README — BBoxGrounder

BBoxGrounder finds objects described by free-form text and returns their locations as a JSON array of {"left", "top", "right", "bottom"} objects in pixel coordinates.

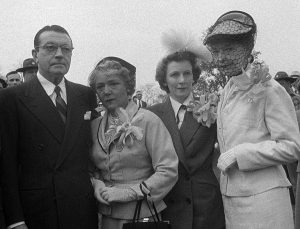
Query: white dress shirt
[
  {"left": 37, "top": 72, "right": 67, "bottom": 105},
  {"left": 169, "top": 93, "right": 193, "bottom": 129}
]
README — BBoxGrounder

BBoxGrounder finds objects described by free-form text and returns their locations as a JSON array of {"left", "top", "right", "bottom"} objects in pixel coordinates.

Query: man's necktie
[
  {"left": 176, "top": 104, "right": 186, "bottom": 128},
  {"left": 54, "top": 86, "right": 67, "bottom": 124}
]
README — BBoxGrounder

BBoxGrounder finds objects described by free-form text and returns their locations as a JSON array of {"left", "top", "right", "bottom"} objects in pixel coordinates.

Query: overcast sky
[{"left": 1, "top": 0, "right": 300, "bottom": 87}]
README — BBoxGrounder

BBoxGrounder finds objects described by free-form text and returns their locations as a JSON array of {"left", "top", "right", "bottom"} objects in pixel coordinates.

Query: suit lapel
[
  {"left": 159, "top": 98, "right": 190, "bottom": 172},
  {"left": 179, "top": 110, "right": 202, "bottom": 147},
  {"left": 55, "top": 81, "right": 88, "bottom": 168},
  {"left": 19, "top": 77, "right": 65, "bottom": 143}
]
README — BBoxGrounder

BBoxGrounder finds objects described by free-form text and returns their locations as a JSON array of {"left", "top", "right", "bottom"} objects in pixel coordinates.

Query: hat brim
[
  {"left": 205, "top": 20, "right": 252, "bottom": 44},
  {"left": 275, "top": 77, "right": 296, "bottom": 83},
  {"left": 16, "top": 66, "right": 38, "bottom": 72}
]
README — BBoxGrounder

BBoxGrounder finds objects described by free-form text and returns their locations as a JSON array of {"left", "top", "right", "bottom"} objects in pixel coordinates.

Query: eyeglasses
[
  {"left": 36, "top": 43, "right": 74, "bottom": 55},
  {"left": 216, "top": 11, "right": 255, "bottom": 28}
]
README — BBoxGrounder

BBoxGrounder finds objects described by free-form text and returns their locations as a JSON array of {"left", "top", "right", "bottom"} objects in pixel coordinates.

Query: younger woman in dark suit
[{"left": 148, "top": 31, "right": 225, "bottom": 229}]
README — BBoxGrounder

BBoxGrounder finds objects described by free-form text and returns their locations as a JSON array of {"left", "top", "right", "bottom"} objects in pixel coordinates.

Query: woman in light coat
[
  {"left": 88, "top": 57, "right": 178, "bottom": 229},
  {"left": 204, "top": 11, "right": 300, "bottom": 228}
]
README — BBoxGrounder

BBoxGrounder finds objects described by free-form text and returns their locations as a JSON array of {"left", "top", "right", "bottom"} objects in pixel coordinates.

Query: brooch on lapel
[{"left": 243, "top": 60, "right": 271, "bottom": 103}]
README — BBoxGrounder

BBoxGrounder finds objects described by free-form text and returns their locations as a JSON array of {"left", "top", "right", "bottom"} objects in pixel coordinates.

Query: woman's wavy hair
[
  {"left": 155, "top": 51, "right": 201, "bottom": 93},
  {"left": 88, "top": 60, "right": 135, "bottom": 96}
]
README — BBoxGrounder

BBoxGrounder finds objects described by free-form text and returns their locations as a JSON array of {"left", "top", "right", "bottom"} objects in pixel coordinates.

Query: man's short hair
[
  {"left": 6, "top": 71, "right": 20, "bottom": 78},
  {"left": 34, "top": 25, "right": 72, "bottom": 48}
]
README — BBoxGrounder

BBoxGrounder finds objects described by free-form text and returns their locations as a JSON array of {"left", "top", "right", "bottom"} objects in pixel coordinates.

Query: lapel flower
[
  {"left": 115, "top": 108, "right": 144, "bottom": 150},
  {"left": 84, "top": 106, "right": 104, "bottom": 120},
  {"left": 187, "top": 92, "right": 219, "bottom": 128},
  {"left": 243, "top": 61, "right": 272, "bottom": 103}
]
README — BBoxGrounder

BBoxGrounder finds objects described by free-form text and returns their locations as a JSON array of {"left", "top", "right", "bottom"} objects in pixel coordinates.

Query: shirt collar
[
  {"left": 37, "top": 71, "right": 66, "bottom": 97},
  {"left": 169, "top": 93, "right": 193, "bottom": 116}
]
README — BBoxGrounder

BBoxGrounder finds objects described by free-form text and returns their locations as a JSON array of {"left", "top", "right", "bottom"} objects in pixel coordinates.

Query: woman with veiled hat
[
  {"left": 148, "top": 30, "right": 225, "bottom": 229},
  {"left": 204, "top": 10, "right": 300, "bottom": 228},
  {"left": 88, "top": 56, "right": 178, "bottom": 229}
]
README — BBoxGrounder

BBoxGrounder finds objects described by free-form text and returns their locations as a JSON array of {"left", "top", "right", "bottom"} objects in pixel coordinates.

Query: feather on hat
[{"left": 161, "top": 29, "right": 212, "bottom": 63}]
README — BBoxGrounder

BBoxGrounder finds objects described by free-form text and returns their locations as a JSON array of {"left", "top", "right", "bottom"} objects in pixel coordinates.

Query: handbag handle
[
  {"left": 132, "top": 199, "right": 143, "bottom": 223},
  {"left": 139, "top": 182, "right": 161, "bottom": 222}
]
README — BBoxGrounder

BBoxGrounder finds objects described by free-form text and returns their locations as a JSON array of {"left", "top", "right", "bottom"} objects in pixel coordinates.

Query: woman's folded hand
[
  {"left": 100, "top": 187, "right": 137, "bottom": 203},
  {"left": 92, "top": 178, "right": 110, "bottom": 205},
  {"left": 217, "top": 148, "right": 237, "bottom": 174}
]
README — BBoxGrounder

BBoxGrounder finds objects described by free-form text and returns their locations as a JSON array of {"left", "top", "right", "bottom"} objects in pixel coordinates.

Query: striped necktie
[
  {"left": 54, "top": 86, "right": 67, "bottom": 124},
  {"left": 176, "top": 104, "right": 186, "bottom": 128}
]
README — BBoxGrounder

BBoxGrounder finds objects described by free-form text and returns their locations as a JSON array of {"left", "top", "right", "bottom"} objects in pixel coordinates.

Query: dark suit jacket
[
  {"left": 0, "top": 123, "right": 5, "bottom": 229},
  {"left": 148, "top": 97, "right": 225, "bottom": 229},
  {"left": 0, "top": 77, "right": 98, "bottom": 229}
]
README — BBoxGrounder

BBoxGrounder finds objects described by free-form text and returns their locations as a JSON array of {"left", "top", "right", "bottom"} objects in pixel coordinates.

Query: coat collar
[
  {"left": 55, "top": 80, "right": 89, "bottom": 168},
  {"left": 158, "top": 97, "right": 190, "bottom": 172},
  {"left": 20, "top": 77, "right": 65, "bottom": 143}
]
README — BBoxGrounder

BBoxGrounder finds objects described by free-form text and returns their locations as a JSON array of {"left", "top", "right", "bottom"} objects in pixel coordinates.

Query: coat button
[
  {"left": 185, "top": 175, "right": 190, "bottom": 181},
  {"left": 38, "top": 144, "right": 44, "bottom": 151},
  {"left": 186, "top": 198, "right": 191, "bottom": 204}
]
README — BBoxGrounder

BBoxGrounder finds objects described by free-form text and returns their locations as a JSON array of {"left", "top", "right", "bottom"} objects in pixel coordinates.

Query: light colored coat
[
  {"left": 218, "top": 74, "right": 300, "bottom": 196},
  {"left": 90, "top": 101, "right": 178, "bottom": 219},
  {"left": 295, "top": 110, "right": 300, "bottom": 229}
]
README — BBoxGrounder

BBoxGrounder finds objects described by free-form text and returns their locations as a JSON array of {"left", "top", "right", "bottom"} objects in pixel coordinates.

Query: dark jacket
[
  {"left": 0, "top": 77, "right": 98, "bottom": 229},
  {"left": 148, "top": 97, "right": 225, "bottom": 229}
]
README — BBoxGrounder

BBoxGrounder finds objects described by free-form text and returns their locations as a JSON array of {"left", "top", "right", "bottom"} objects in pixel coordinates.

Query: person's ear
[
  {"left": 248, "top": 54, "right": 254, "bottom": 63},
  {"left": 32, "top": 49, "right": 38, "bottom": 64}
]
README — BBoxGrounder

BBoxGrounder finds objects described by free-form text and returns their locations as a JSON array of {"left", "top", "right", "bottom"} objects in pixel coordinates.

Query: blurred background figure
[
  {"left": 135, "top": 90, "right": 147, "bottom": 108},
  {"left": 16, "top": 58, "right": 38, "bottom": 82},
  {"left": 274, "top": 71, "right": 300, "bottom": 110},
  {"left": 291, "top": 71, "right": 300, "bottom": 94},
  {"left": 6, "top": 71, "right": 22, "bottom": 87},
  {"left": 0, "top": 78, "right": 7, "bottom": 89}
]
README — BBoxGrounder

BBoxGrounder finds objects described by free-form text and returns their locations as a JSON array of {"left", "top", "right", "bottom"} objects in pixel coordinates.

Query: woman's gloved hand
[
  {"left": 91, "top": 178, "right": 109, "bottom": 205},
  {"left": 100, "top": 186, "right": 137, "bottom": 203}
]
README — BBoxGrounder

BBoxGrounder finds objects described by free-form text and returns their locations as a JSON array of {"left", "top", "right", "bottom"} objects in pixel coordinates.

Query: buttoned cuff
[{"left": 217, "top": 149, "right": 237, "bottom": 173}]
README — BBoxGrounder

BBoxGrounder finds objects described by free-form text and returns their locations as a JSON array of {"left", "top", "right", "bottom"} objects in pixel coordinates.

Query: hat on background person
[
  {"left": 290, "top": 71, "right": 300, "bottom": 80},
  {"left": 274, "top": 71, "right": 296, "bottom": 83},
  {"left": 16, "top": 58, "right": 38, "bottom": 72}
]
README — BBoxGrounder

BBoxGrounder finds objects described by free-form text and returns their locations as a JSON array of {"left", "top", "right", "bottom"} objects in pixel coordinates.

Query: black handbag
[{"left": 122, "top": 182, "right": 171, "bottom": 229}]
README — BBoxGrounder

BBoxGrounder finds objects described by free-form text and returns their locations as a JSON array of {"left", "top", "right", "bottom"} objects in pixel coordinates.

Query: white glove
[
  {"left": 100, "top": 187, "right": 137, "bottom": 203},
  {"left": 91, "top": 178, "right": 109, "bottom": 205},
  {"left": 217, "top": 148, "right": 237, "bottom": 174}
]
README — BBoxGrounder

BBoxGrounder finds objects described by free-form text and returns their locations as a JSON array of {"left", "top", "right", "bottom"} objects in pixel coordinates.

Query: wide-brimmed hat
[
  {"left": 16, "top": 58, "right": 38, "bottom": 72},
  {"left": 96, "top": 56, "right": 136, "bottom": 76},
  {"left": 274, "top": 71, "right": 296, "bottom": 83},
  {"left": 290, "top": 71, "right": 300, "bottom": 79},
  {"left": 204, "top": 10, "right": 256, "bottom": 45}
]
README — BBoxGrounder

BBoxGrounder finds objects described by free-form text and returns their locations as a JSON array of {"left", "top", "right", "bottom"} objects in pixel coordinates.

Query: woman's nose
[
  {"left": 178, "top": 74, "right": 185, "bottom": 82},
  {"left": 103, "top": 85, "right": 111, "bottom": 94}
]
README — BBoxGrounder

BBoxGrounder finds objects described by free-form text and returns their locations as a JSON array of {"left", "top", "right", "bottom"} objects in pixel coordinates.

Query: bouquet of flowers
[{"left": 187, "top": 91, "right": 219, "bottom": 128}]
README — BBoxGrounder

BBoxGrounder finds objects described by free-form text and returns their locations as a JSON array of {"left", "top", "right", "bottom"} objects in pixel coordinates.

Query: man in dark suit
[
  {"left": 0, "top": 25, "right": 98, "bottom": 229},
  {"left": 135, "top": 90, "right": 147, "bottom": 108}
]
